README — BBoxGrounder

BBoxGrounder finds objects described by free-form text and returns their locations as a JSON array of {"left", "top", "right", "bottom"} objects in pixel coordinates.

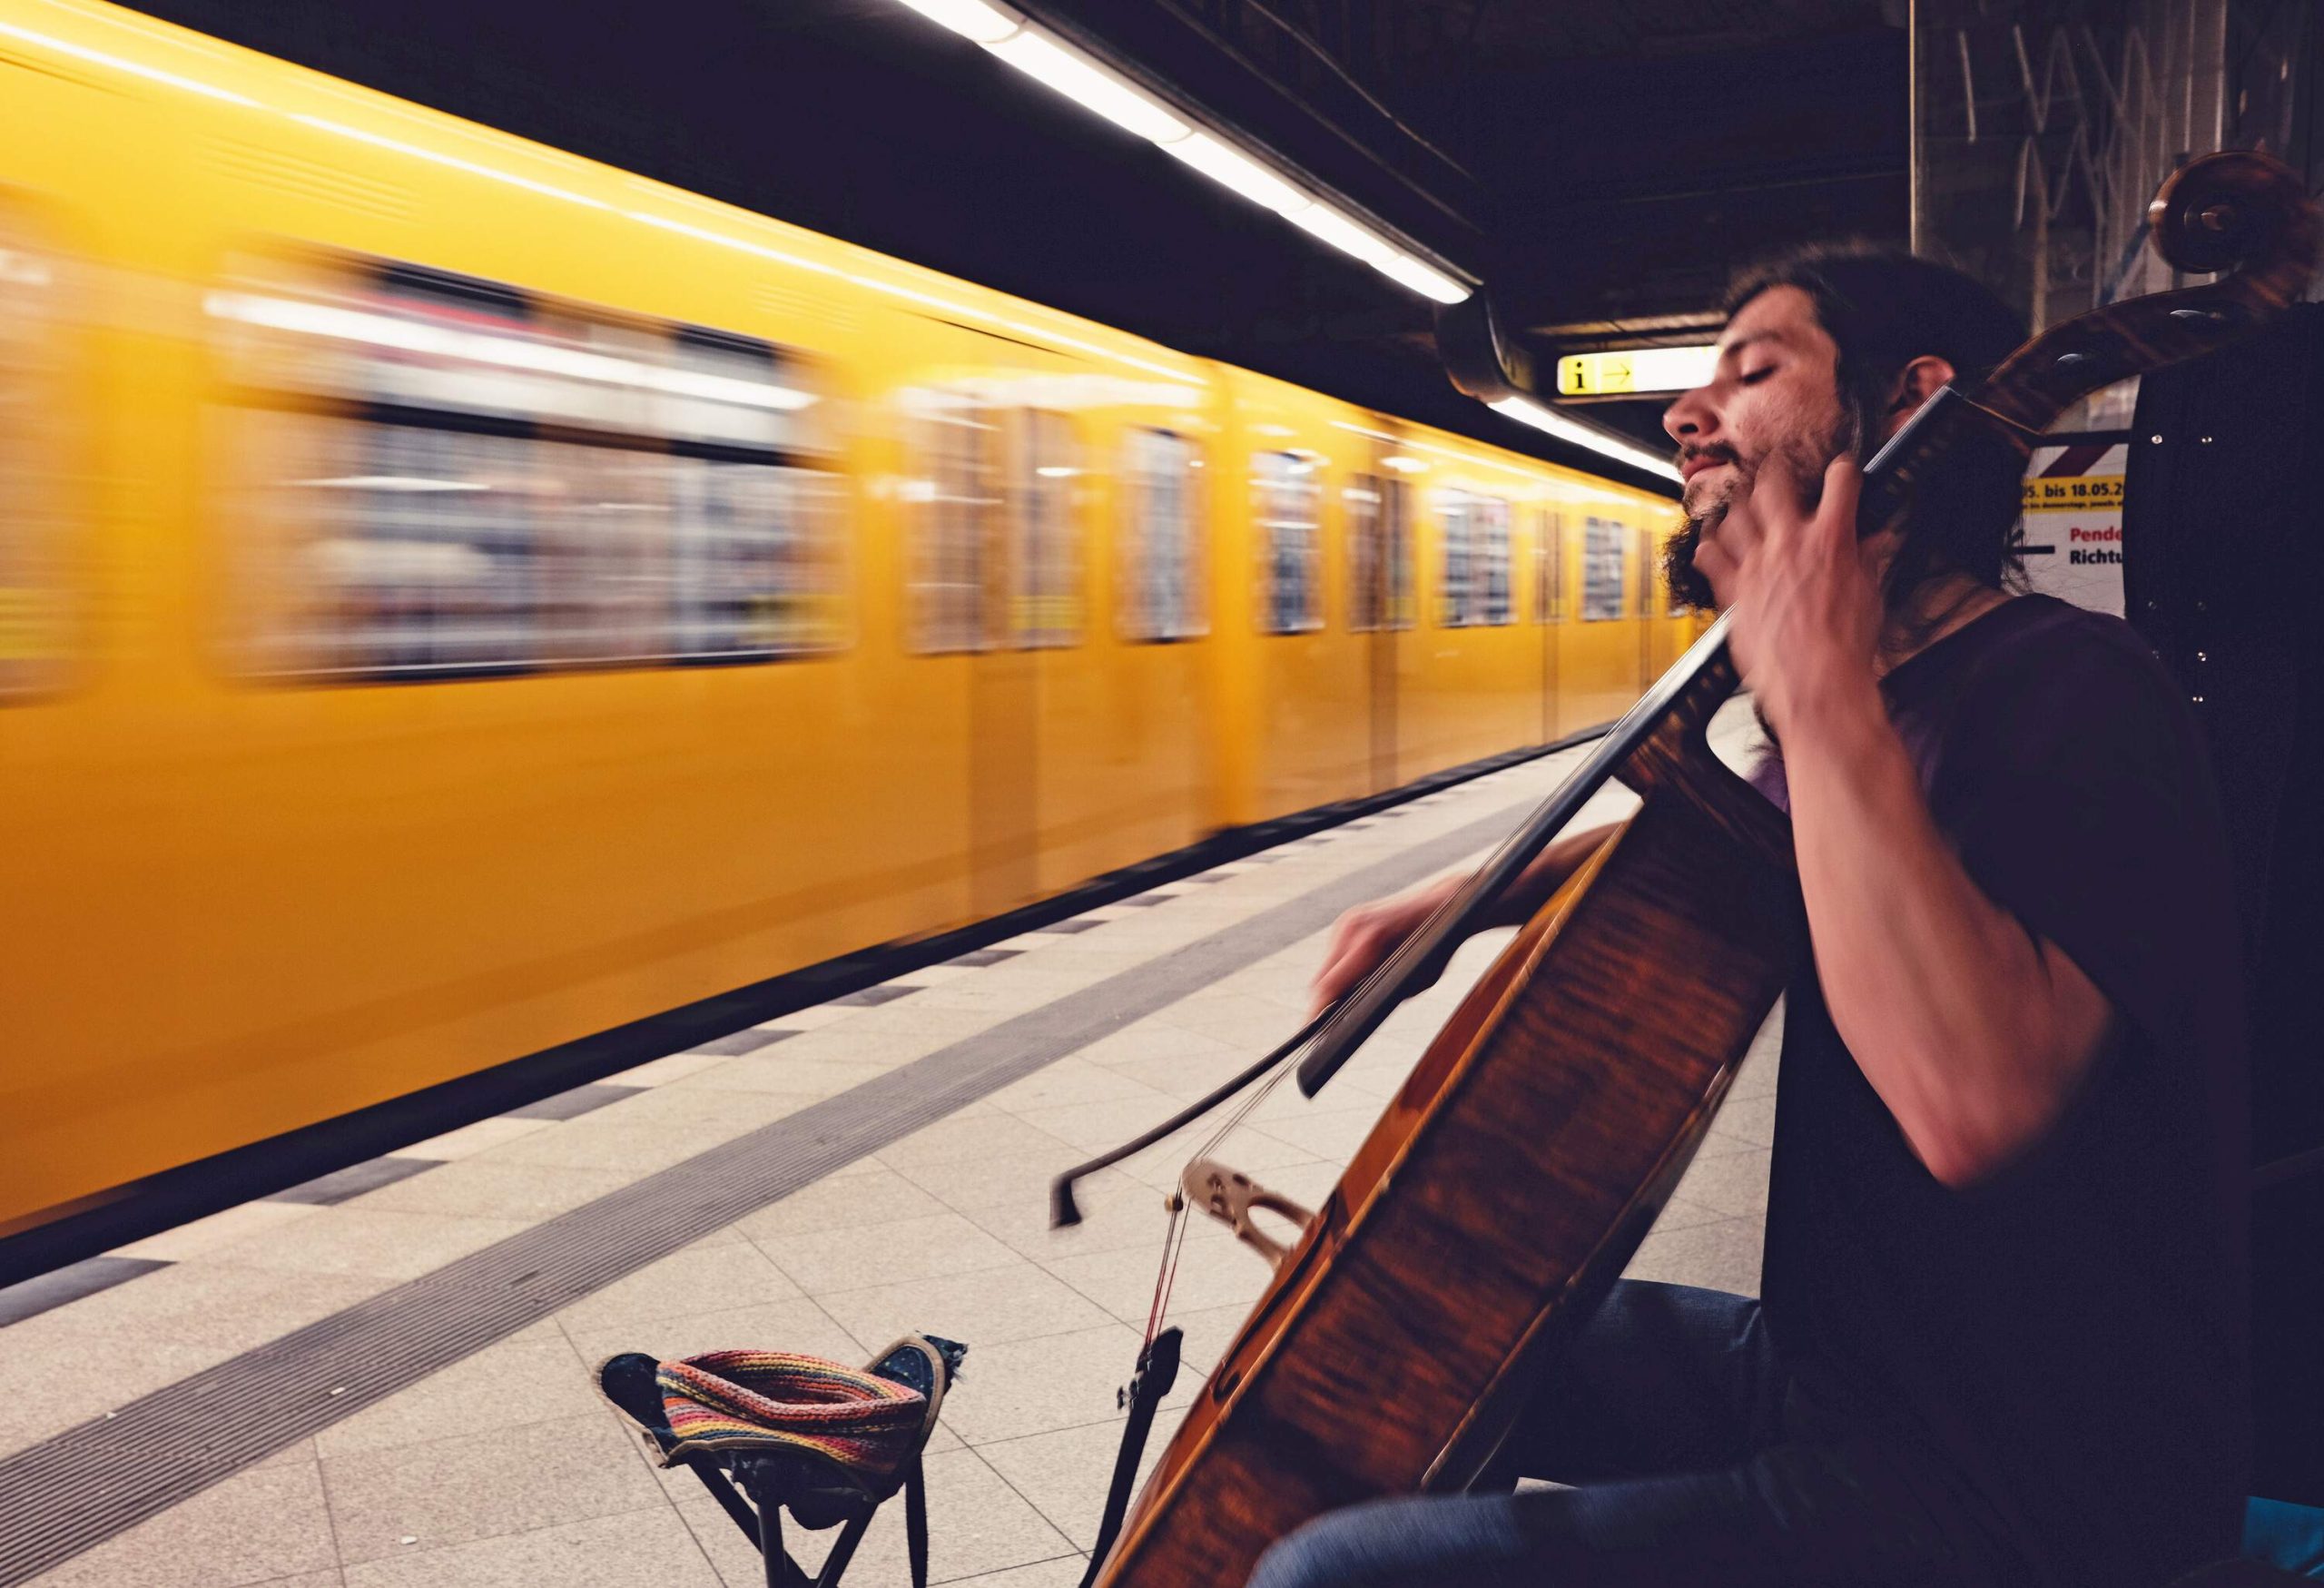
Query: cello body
[{"left": 1098, "top": 651, "right": 1798, "bottom": 1588}]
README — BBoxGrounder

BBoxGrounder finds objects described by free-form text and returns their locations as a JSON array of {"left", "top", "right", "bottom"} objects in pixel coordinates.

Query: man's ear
[{"left": 1883, "top": 356, "right": 1957, "bottom": 434}]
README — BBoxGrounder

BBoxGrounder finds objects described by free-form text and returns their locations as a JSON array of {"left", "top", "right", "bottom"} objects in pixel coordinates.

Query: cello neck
[
  {"left": 1293, "top": 389, "right": 1965, "bottom": 1100},
  {"left": 1295, "top": 611, "right": 1741, "bottom": 1097}
]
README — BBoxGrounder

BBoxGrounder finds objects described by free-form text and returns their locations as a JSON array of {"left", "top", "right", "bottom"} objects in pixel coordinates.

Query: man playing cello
[{"left": 1269, "top": 248, "right": 2250, "bottom": 1586}]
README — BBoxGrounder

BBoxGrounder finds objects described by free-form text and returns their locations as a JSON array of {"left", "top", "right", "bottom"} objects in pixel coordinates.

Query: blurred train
[{"left": 0, "top": 0, "right": 1689, "bottom": 1242}]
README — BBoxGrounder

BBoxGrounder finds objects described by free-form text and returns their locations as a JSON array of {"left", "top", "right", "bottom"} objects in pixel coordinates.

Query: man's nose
[{"left": 1663, "top": 383, "right": 1715, "bottom": 446}]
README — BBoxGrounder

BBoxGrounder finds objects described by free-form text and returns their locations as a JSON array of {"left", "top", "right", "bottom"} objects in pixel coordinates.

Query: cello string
[
  {"left": 1143, "top": 1201, "right": 1191, "bottom": 1346},
  {"left": 1144, "top": 1041, "right": 1303, "bottom": 1338},
  {"left": 1142, "top": 888, "right": 1463, "bottom": 1335}
]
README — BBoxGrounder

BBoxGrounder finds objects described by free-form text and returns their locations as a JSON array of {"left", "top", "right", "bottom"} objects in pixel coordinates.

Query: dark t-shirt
[{"left": 1751, "top": 595, "right": 2250, "bottom": 1587}]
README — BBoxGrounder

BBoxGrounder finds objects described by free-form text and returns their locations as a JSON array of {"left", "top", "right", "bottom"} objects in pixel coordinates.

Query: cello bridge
[{"left": 1179, "top": 1158, "right": 1315, "bottom": 1271}]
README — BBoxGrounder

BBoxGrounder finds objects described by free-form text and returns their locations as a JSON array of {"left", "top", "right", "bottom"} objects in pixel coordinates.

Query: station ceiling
[{"left": 127, "top": 0, "right": 1909, "bottom": 486}]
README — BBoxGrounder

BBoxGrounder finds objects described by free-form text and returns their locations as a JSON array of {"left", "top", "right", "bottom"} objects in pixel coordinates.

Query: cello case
[{"left": 2126, "top": 308, "right": 2324, "bottom": 1507}]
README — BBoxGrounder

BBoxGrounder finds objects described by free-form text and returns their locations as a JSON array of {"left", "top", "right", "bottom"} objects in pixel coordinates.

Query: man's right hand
[
  {"left": 1306, "top": 821, "right": 1620, "bottom": 1019},
  {"left": 1309, "top": 873, "right": 1464, "bottom": 1017}
]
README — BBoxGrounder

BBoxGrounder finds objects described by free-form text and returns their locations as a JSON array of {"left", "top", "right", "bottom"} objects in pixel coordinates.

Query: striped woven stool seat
[
  {"left": 657, "top": 1348, "right": 932, "bottom": 1484},
  {"left": 599, "top": 1333, "right": 965, "bottom": 1588}
]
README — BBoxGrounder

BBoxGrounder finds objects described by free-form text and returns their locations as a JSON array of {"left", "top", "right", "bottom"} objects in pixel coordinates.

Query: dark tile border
[
  {"left": 686, "top": 1030, "right": 790, "bottom": 1057},
  {"left": 0, "top": 1257, "right": 171, "bottom": 1329},
  {"left": 267, "top": 1158, "right": 440, "bottom": 1206},
  {"left": 830, "top": 985, "right": 914, "bottom": 1008},
  {"left": 946, "top": 949, "right": 1022, "bottom": 968},
  {"left": 502, "top": 1084, "right": 644, "bottom": 1122}
]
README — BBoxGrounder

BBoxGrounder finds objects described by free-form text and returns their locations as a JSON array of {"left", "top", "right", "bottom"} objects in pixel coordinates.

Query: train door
[
  {"left": 1640, "top": 523, "right": 1689, "bottom": 677},
  {"left": 1637, "top": 525, "right": 1658, "bottom": 683},
  {"left": 905, "top": 383, "right": 1036, "bottom": 918},
  {"left": 1346, "top": 466, "right": 1406, "bottom": 794},
  {"left": 1535, "top": 505, "right": 1561, "bottom": 744},
  {"left": 960, "top": 407, "right": 1082, "bottom": 915},
  {"left": 1556, "top": 510, "right": 1639, "bottom": 732},
  {"left": 1096, "top": 422, "right": 1210, "bottom": 878}
]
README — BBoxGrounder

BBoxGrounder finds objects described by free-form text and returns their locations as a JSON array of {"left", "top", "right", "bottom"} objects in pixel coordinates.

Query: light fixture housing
[{"left": 883, "top": 0, "right": 1472, "bottom": 308}]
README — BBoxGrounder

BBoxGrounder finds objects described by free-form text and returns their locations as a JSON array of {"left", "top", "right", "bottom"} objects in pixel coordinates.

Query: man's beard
[{"left": 1663, "top": 411, "right": 1861, "bottom": 615}]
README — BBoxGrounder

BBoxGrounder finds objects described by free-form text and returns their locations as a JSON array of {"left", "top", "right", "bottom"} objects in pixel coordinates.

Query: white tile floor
[{"left": 4, "top": 704, "right": 1782, "bottom": 1588}]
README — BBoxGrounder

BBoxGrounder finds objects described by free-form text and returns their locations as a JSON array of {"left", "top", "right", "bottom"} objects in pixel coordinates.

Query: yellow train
[{"left": 0, "top": 0, "right": 1688, "bottom": 1244}]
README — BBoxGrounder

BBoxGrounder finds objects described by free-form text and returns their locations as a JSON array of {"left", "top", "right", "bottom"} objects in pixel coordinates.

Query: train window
[
  {"left": 1439, "top": 491, "right": 1512, "bottom": 627},
  {"left": 908, "top": 393, "right": 1000, "bottom": 654},
  {"left": 1011, "top": 409, "right": 1079, "bottom": 648},
  {"left": 1254, "top": 449, "right": 1322, "bottom": 634},
  {"left": 674, "top": 459, "right": 846, "bottom": 660},
  {"left": 1581, "top": 516, "right": 1629, "bottom": 620},
  {"left": 1120, "top": 427, "right": 1205, "bottom": 642},
  {"left": 0, "top": 217, "right": 68, "bottom": 700},
  {"left": 1532, "top": 508, "right": 1561, "bottom": 624},
  {"left": 212, "top": 251, "right": 843, "bottom": 680}
]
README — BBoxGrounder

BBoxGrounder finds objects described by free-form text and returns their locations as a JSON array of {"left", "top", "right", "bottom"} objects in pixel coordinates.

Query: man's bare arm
[{"left": 1782, "top": 685, "right": 2114, "bottom": 1188}]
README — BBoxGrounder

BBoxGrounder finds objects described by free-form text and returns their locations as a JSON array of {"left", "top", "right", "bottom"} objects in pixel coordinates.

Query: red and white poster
[{"left": 2019, "top": 440, "right": 2127, "bottom": 616}]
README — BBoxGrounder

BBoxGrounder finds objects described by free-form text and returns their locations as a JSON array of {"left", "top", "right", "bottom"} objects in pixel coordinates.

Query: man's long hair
[{"left": 1665, "top": 245, "right": 2031, "bottom": 621}]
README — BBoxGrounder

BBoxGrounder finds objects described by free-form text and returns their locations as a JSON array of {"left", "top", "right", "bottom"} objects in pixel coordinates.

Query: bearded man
[{"left": 1265, "top": 248, "right": 2250, "bottom": 1587}]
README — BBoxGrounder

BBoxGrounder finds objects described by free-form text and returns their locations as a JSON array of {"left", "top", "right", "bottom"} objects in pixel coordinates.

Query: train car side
[{"left": 0, "top": 0, "right": 1679, "bottom": 1242}]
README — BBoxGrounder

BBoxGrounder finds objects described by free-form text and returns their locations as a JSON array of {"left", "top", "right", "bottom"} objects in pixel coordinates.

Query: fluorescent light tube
[
  {"left": 1161, "top": 133, "right": 1307, "bottom": 214},
  {"left": 1371, "top": 250, "right": 1469, "bottom": 305},
  {"left": 1489, "top": 396, "right": 1680, "bottom": 480},
  {"left": 1283, "top": 200, "right": 1395, "bottom": 265},
  {"left": 983, "top": 32, "right": 1190, "bottom": 143},
  {"left": 885, "top": 0, "right": 1475, "bottom": 307},
  {"left": 892, "top": 0, "right": 1021, "bottom": 44}
]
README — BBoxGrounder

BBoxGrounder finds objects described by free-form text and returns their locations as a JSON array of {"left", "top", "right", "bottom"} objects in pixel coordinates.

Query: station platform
[{"left": 0, "top": 707, "right": 1778, "bottom": 1588}]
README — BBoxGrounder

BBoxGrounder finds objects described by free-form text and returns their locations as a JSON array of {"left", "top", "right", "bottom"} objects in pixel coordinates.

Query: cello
[{"left": 1051, "top": 150, "right": 2320, "bottom": 1588}]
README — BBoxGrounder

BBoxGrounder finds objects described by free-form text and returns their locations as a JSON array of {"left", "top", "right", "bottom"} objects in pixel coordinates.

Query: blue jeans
[{"left": 1246, "top": 1281, "right": 2010, "bottom": 1588}]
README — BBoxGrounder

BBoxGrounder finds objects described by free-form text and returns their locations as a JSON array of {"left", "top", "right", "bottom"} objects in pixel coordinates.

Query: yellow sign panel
[
  {"left": 2021, "top": 474, "right": 2125, "bottom": 511},
  {"left": 1557, "top": 352, "right": 1630, "bottom": 395},
  {"left": 1554, "top": 345, "right": 1718, "bottom": 398}
]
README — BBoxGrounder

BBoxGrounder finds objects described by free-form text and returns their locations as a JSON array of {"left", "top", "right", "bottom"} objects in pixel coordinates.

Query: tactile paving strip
[{"left": 0, "top": 794, "right": 1551, "bottom": 1584}]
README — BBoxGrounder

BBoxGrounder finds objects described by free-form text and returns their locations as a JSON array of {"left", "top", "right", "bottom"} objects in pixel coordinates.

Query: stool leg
[
  {"left": 758, "top": 1495, "right": 789, "bottom": 1588},
  {"left": 903, "top": 1462, "right": 931, "bottom": 1588},
  {"left": 734, "top": 1467, "right": 810, "bottom": 1588},
  {"left": 812, "top": 1507, "right": 876, "bottom": 1588},
  {"left": 688, "top": 1459, "right": 763, "bottom": 1544}
]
